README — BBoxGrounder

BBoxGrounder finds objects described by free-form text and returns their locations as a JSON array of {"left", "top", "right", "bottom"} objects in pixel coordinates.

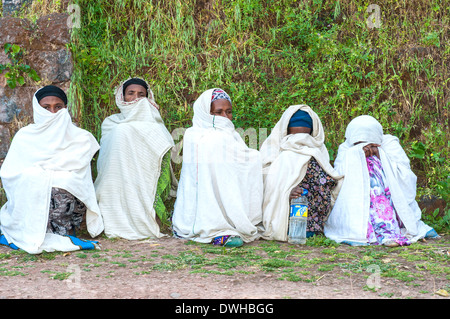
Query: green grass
[
  {"left": 145, "top": 235, "right": 450, "bottom": 286},
  {"left": 0, "top": 265, "right": 27, "bottom": 277},
  {"left": 0, "top": 234, "right": 447, "bottom": 298}
]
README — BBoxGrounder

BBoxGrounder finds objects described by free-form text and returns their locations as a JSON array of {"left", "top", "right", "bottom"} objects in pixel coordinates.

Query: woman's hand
[
  {"left": 362, "top": 143, "right": 380, "bottom": 158},
  {"left": 289, "top": 186, "right": 304, "bottom": 200}
]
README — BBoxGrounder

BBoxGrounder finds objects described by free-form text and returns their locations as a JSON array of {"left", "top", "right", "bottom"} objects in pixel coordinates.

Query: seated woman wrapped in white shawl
[
  {"left": 260, "top": 105, "right": 343, "bottom": 241},
  {"left": 0, "top": 85, "right": 103, "bottom": 254},
  {"left": 94, "top": 78, "right": 175, "bottom": 240},
  {"left": 324, "top": 115, "right": 439, "bottom": 247},
  {"left": 172, "top": 88, "right": 263, "bottom": 248}
]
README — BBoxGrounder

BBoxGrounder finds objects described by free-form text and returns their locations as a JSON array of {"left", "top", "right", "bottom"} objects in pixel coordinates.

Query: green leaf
[
  {"left": 6, "top": 78, "right": 16, "bottom": 89},
  {"left": 11, "top": 44, "right": 21, "bottom": 55},
  {"left": 18, "top": 64, "right": 30, "bottom": 72},
  {"left": 3, "top": 43, "right": 12, "bottom": 53},
  {"left": 16, "top": 76, "right": 25, "bottom": 86},
  {"left": 432, "top": 208, "right": 440, "bottom": 218},
  {"left": 28, "top": 69, "right": 41, "bottom": 82},
  {"left": 409, "top": 141, "right": 426, "bottom": 159}
]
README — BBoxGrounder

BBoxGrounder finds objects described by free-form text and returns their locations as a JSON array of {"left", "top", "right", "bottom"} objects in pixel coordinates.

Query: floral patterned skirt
[
  {"left": 298, "top": 157, "right": 337, "bottom": 233},
  {"left": 366, "top": 156, "right": 410, "bottom": 246},
  {"left": 47, "top": 188, "right": 86, "bottom": 236}
]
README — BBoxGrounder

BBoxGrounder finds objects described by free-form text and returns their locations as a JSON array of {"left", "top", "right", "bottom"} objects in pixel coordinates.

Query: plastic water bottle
[{"left": 288, "top": 188, "right": 308, "bottom": 244}]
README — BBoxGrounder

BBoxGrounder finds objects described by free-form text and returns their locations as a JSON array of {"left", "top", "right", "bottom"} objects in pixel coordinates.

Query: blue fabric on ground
[
  {"left": 66, "top": 235, "right": 99, "bottom": 250},
  {"left": 0, "top": 234, "right": 19, "bottom": 250},
  {"left": 341, "top": 240, "right": 369, "bottom": 246},
  {"left": 0, "top": 231, "right": 98, "bottom": 251},
  {"left": 425, "top": 228, "right": 440, "bottom": 239}
]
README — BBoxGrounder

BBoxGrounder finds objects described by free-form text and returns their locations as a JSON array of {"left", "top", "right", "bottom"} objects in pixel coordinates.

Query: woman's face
[
  {"left": 124, "top": 84, "right": 147, "bottom": 102},
  {"left": 210, "top": 99, "right": 233, "bottom": 121},
  {"left": 287, "top": 126, "right": 311, "bottom": 135},
  {"left": 39, "top": 96, "right": 66, "bottom": 113}
]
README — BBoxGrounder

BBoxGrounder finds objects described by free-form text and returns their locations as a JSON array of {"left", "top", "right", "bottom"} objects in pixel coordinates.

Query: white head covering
[
  {"left": 0, "top": 88, "right": 103, "bottom": 254},
  {"left": 344, "top": 115, "right": 383, "bottom": 145},
  {"left": 110, "top": 78, "right": 161, "bottom": 122},
  {"left": 192, "top": 88, "right": 235, "bottom": 131},
  {"left": 260, "top": 105, "right": 326, "bottom": 173}
]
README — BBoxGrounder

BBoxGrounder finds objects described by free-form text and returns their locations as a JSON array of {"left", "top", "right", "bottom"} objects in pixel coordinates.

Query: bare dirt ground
[{"left": 0, "top": 234, "right": 448, "bottom": 301}]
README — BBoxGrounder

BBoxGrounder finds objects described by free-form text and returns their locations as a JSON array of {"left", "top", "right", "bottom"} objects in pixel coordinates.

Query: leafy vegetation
[
  {"left": 66, "top": 0, "right": 449, "bottom": 204},
  {"left": 0, "top": 43, "right": 41, "bottom": 89}
]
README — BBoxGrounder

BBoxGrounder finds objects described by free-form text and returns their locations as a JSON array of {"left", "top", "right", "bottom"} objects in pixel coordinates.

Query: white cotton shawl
[
  {"left": 324, "top": 115, "right": 432, "bottom": 244},
  {"left": 94, "top": 80, "right": 174, "bottom": 240},
  {"left": 0, "top": 90, "right": 103, "bottom": 254},
  {"left": 172, "top": 89, "right": 263, "bottom": 243},
  {"left": 260, "top": 105, "right": 343, "bottom": 241}
]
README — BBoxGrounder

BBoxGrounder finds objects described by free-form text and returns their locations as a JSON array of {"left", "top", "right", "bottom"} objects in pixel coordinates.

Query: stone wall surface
[
  {"left": 2, "top": 0, "right": 33, "bottom": 16},
  {"left": 0, "top": 12, "right": 72, "bottom": 159}
]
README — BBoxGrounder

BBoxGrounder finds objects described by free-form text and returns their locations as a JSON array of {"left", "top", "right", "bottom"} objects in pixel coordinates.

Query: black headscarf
[
  {"left": 122, "top": 78, "right": 149, "bottom": 97},
  {"left": 35, "top": 85, "right": 68, "bottom": 105}
]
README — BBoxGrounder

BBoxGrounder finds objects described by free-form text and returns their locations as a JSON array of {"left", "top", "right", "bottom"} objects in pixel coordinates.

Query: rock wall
[
  {"left": 2, "top": 0, "right": 33, "bottom": 16},
  {"left": 0, "top": 12, "right": 72, "bottom": 159}
]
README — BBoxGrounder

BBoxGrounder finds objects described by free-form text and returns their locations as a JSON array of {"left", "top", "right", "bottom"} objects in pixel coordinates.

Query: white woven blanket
[
  {"left": 0, "top": 90, "right": 102, "bottom": 253},
  {"left": 324, "top": 115, "right": 432, "bottom": 244},
  {"left": 94, "top": 81, "right": 174, "bottom": 240},
  {"left": 172, "top": 89, "right": 263, "bottom": 243},
  {"left": 260, "top": 105, "right": 343, "bottom": 241}
]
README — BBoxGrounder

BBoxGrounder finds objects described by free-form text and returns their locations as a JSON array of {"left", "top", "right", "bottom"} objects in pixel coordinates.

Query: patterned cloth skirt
[
  {"left": 47, "top": 188, "right": 86, "bottom": 236},
  {"left": 298, "top": 157, "right": 337, "bottom": 233},
  {"left": 365, "top": 156, "right": 410, "bottom": 246}
]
